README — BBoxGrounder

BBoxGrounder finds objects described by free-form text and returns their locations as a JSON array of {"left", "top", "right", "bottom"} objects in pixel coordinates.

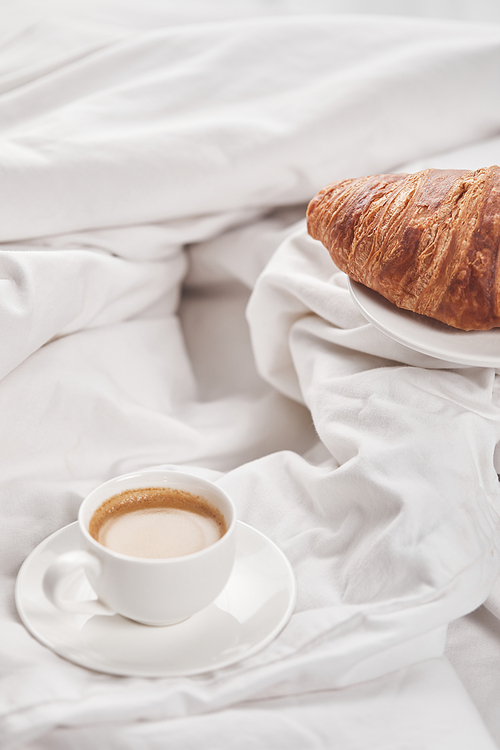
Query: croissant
[{"left": 306, "top": 166, "right": 500, "bottom": 331}]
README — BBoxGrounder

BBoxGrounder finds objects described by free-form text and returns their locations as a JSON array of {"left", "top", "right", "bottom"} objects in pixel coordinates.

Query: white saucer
[
  {"left": 15, "top": 521, "right": 296, "bottom": 677},
  {"left": 349, "top": 278, "right": 500, "bottom": 368}
]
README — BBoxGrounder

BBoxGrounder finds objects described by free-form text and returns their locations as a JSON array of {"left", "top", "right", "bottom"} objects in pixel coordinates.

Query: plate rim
[{"left": 348, "top": 278, "right": 500, "bottom": 368}]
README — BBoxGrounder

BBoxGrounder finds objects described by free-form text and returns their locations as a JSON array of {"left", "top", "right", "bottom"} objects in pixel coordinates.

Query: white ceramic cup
[{"left": 43, "top": 469, "right": 237, "bottom": 626}]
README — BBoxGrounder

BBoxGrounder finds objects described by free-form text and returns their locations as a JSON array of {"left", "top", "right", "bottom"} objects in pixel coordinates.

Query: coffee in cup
[{"left": 89, "top": 487, "right": 227, "bottom": 559}]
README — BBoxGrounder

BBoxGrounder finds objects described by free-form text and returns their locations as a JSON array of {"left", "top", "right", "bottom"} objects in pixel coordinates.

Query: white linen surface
[{"left": 2, "top": 7, "right": 500, "bottom": 749}]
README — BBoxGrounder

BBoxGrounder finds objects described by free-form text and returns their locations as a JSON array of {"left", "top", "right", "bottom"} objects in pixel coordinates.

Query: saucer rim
[{"left": 15, "top": 520, "right": 297, "bottom": 677}]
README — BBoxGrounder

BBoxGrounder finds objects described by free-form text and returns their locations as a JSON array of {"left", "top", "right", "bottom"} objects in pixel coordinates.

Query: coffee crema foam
[{"left": 89, "top": 487, "right": 227, "bottom": 559}]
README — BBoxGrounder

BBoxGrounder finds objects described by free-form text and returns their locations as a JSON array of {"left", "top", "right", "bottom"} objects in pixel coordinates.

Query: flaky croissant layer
[{"left": 307, "top": 166, "right": 500, "bottom": 331}]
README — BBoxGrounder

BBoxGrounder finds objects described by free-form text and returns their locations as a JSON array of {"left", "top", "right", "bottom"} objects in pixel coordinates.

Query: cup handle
[{"left": 43, "top": 550, "right": 115, "bottom": 616}]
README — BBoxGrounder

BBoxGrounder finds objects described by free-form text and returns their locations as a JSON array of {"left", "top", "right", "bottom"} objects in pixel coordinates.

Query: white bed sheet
[{"left": 2, "top": 3, "right": 500, "bottom": 748}]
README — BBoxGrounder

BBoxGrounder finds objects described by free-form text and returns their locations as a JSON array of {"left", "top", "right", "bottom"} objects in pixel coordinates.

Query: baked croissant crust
[{"left": 306, "top": 166, "right": 500, "bottom": 331}]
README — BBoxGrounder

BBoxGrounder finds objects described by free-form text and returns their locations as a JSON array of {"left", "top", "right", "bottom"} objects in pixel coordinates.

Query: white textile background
[{"left": 2, "top": 3, "right": 500, "bottom": 749}]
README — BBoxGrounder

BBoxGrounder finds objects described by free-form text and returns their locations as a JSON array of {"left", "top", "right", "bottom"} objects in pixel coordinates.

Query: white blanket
[{"left": 2, "top": 5, "right": 500, "bottom": 748}]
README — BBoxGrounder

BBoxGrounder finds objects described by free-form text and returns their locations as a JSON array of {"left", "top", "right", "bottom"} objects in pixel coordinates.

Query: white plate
[
  {"left": 15, "top": 521, "right": 296, "bottom": 677},
  {"left": 349, "top": 279, "right": 500, "bottom": 368}
]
